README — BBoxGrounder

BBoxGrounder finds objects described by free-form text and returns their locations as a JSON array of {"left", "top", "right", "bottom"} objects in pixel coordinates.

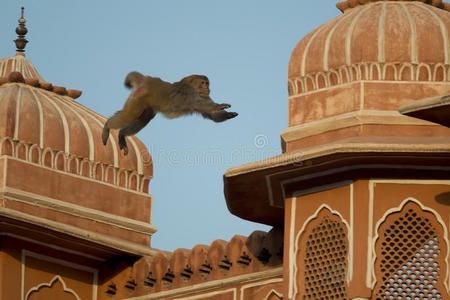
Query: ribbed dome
[
  {"left": 288, "top": 0, "right": 450, "bottom": 95},
  {"left": 0, "top": 54, "right": 44, "bottom": 81},
  {"left": 0, "top": 54, "right": 152, "bottom": 193}
]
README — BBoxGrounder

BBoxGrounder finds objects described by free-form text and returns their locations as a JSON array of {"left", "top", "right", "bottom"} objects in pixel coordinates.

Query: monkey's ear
[{"left": 132, "top": 86, "right": 147, "bottom": 98}]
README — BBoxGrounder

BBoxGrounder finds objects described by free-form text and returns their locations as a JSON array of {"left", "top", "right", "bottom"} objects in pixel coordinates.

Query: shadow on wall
[
  {"left": 246, "top": 226, "right": 284, "bottom": 267},
  {"left": 435, "top": 192, "right": 450, "bottom": 205}
]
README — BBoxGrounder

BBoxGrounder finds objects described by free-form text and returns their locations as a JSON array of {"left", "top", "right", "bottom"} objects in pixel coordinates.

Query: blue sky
[{"left": 1, "top": 1, "right": 340, "bottom": 251}]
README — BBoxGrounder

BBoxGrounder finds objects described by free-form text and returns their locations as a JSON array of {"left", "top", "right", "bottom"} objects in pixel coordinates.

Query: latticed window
[
  {"left": 296, "top": 207, "right": 349, "bottom": 299},
  {"left": 373, "top": 201, "right": 448, "bottom": 300}
]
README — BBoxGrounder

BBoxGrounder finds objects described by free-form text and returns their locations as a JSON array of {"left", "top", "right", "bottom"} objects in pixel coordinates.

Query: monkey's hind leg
[
  {"left": 102, "top": 109, "right": 139, "bottom": 146},
  {"left": 118, "top": 107, "right": 156, "bottom": 155},
  {"left": 102, "top": 125, "right": 111, "bottom": 146}
]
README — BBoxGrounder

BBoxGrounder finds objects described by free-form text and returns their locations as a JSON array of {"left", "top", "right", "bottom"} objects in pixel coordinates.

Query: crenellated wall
[{"left": 97, "top": 231, "right": 284, "bottom": 300}]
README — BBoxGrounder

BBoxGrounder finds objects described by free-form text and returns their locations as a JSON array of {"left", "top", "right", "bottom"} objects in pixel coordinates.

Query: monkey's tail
[{"left": 124, "top": 71, "right": 144, "bottom": 89}]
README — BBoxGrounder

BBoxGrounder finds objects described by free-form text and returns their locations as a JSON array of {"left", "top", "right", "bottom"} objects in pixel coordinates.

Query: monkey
[{"left": 102, "top": 72, "right": 238, "bottom": 155}]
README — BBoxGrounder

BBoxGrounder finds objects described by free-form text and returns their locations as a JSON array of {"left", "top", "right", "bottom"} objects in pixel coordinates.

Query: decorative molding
[
  {"left": 282, "top": 109, "right": 437, "bottom": 144},
  {"left": 21, "top": 250, "right": 98, "bottom": 300},
  {"left": 288, "top": 62, "right": 450, "bottom": 96},
  {"left": 300, "top": 14, "right": 331, "bottom": 77},
  {"left": 263, "top": 289, "right": 283, "bottom": 300},
  {"left": 1, "top": 207, "right": 157, "bottom": 258},
  {"left": 0, "top": 137, "right": 152, "bottom": 193},
  {"left": 349, "top": 183, "right": 354, "bottom": 282},
  {"left": 378, "top": 3, "right": 387, "bottom": 63},
  {"left": 288, "top": 193, "right": 297, "bottom": 299},
  {"left": 366, "top": 180, "right": 375, "bottom": 287},
  {"left": 173, "top": 289, "right": 236, "bottom": 300},
  {"left": 226, "top": 143, "right": 450, "bottom": 178},
  {"left": 29, "top": 88, "right": 46, "bottom": 148},
  {"left": 240, "top": 278, "right": 283, "bottom": 300},
  {"left": 25, "top": 275, "right": 81, "bottom": 300},
  {"left": 14, "top": 85, "right": 22, "bottom": 140},
  {"left": 56, "top": 92, "right": 95, "bottom": 161},
  {"left": 125, "top": 268, "right": 282, "bottom": 300},
  {"left": 0, "top": 232, "right": 104, "bottom": 261},
  {"left": 1, "top": 186, "right": 156, "bottom": 236},
  {"left": 419, "top": 2, "right": 450, "bottom": 64},
  {"left": 346, "top": 5, "right": 372, "bottom": 66},
  {"left": 41, "top": 92, "right": 71, "bottom": 154}
]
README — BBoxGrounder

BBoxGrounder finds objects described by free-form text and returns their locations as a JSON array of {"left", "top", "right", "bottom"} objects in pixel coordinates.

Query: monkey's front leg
[
  {"left": 191, "top": 97, "right": 233, "bottom": 114},
  {"left": 217, "top": 103, "right": 231, "bottom": 110}
]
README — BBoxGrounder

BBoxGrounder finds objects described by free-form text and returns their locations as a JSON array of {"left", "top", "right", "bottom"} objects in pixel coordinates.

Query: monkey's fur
[{"left": 102, "top": 72, "right": 238, "bottom": 155}]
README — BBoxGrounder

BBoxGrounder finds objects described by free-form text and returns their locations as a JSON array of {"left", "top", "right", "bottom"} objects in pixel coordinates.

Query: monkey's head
[{"left": 183, "top": 75, "right": 210, "bottom": 97}]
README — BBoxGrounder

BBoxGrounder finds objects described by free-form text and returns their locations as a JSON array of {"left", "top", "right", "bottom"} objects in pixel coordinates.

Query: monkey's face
[
  {"left": 197, "top": 79, "right": 210, "bottom": 97},
  {"left": 184, "top": 75, "right": 211, "bottom": 97}
]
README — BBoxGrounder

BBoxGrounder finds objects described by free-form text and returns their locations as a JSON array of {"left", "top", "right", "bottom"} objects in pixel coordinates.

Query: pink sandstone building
[{"left": 1, "top": 0, "right": 450, "bottom": 299}]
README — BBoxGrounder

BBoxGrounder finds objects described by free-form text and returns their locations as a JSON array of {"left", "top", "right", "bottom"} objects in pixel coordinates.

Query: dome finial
[{"left": 14, "top": 7, "right": 28, "bottom": 53}]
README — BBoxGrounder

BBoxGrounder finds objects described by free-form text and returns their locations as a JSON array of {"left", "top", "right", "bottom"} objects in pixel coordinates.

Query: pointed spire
[{"left": 14, "top": 7, "right": 28, "bottom": 53}]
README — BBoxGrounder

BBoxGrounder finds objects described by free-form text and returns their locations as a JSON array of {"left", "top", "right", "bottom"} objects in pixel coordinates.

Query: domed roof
[
  {"left": 288, "top": 0, "right": 450, "bottom": 95},
  {"left": 0, "top": 54, "right": 44, "bottom": 81},
  {"left": 0, "top": 54, "right": 152, "bottom": 192}
]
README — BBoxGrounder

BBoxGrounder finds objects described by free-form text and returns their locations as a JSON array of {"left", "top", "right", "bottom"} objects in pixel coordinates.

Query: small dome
[
  {"left": 0, "top": 54, "right": 44, "bottom": 81},
  {"left": 0, "top": 54, "right": 152, "bottom": 193},
  {"left": 288, "top": 0, "right": 450, "bottom": 95}
]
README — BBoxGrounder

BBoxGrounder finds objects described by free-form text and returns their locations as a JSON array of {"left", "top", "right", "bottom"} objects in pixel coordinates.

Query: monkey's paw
[
  {"left": 227, "top": 112, "right": 238, "bottom": 119},
  {"left": 210, "top": 111, "right": 238, "bottom": 122},
  {"left": 102, "top": 126, "right": 110, "bottom": 145},
  {"left": 118, "top": 134, "right": 129, "bottom": 155},
  {"left": 218, "top": 103, "right": 231, "bottom": 110}
]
